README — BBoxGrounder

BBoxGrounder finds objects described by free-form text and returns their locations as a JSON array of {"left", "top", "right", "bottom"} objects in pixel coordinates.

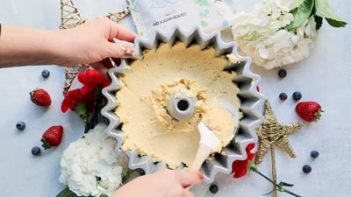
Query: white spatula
[
  {"left": 188, "top": 121, "right": 221, "bottom": 171},
  {"left": 189, "top": 100, "right": 238, "bottom": 171}
]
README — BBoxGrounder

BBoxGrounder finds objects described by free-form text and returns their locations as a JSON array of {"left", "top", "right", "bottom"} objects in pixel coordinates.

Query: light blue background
[{"left": 0, "top": 0, "right": 350, "bottom": 196}]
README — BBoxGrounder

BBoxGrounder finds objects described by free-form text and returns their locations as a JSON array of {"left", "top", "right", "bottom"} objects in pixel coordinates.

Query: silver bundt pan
[{"left": 101, "top": 26, "right": 264, "bottom": 183}]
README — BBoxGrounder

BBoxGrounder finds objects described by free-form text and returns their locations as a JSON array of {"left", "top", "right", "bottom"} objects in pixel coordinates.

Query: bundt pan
[{"left": 101, "top": 26, "right": 264, "bottom": 183}]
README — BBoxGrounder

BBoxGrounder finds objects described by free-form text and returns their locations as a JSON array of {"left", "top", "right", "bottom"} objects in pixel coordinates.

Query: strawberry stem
[
  {"left": 41, "top": 139, "right": 52, "bottom": 150},
  {"left": 314, "top": 109, "right": 323, "bottom": 122}
]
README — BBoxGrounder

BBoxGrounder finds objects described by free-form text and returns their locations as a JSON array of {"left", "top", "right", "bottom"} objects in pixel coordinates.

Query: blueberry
[
  {"left": 209, "top": 184, "right": 219, "bottom": 194},
  {"left": 41, "top": 70, "right": 50, "bottom": 79},
  {"left": 311, "top": 151, "right": 319, "bottom": 159},
  {"left": 279, "top": 93, "right": 288, "bottom": 101},
  {"left": 31, "top": 146, "right": 41, "bottom": 156},
  {"left": 16, "top": 121, "right": 26, "bottom": 131},
  {"left": 302, "top": 165, "right": 312, "bottom": 174},
  {"left": 292, "top": 91, "right": 302, "bottom": 101},
  {"left": 278, "top": 69, "right": 287, "bottom": 78},
  {"left": 138, "top": 169, "right": 145, "bottom": 176}
]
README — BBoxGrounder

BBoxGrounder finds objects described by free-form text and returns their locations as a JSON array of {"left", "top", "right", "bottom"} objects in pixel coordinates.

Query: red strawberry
[
  {"left": 295, "top": 101, "right": 323, "bottom": 122},
  {"left": 30, "top": 88, "right": 51, "bottom": 107},
  {"left": 41, "top": 125, "right": 64, "bottom": 149}
]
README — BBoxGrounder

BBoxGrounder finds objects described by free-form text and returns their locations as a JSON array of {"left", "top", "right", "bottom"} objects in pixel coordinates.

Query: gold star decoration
[
  {"left": 255, "top": 101, "right": 302, "bottom": 197},
  {"left": 255, "top": 101, "right": 302, "bottom": 164}
]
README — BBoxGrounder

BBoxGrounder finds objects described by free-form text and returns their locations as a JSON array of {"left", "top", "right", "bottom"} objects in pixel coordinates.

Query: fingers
[
  {"left": 105, "top": 42, "right": 136, "bottom": 59},
  {"left": 178, "top": 171, "right": 204, "bottom": 187},
  {"left": 182, "top": 189, "right": 195, "bottom": 197},
  {"left": 108, "top": 21, "right": 137, "bottom": 42}
]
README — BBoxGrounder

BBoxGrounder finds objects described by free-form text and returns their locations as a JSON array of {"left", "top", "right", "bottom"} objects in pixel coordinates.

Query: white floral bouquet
[
  {"left": 57, "top": 124, "right": 139, "bottom": 197},
  {"left": 231, "top": 0, "right": 347, "bottom": 69}
]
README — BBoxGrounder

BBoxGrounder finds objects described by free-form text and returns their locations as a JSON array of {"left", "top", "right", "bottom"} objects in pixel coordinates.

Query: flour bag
[{"left": 127, "top": 0, "right": 234, "bottom": 38}]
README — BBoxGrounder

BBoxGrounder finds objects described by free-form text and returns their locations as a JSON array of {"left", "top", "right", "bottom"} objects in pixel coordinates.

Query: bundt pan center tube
[{"left": 102, "top": 26, "right": 264, "bottom": 183}]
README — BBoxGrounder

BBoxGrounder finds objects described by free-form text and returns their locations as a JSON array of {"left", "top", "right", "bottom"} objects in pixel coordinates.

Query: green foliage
[
  {"left": 287, "top": 0, "right": 314, "bottom": 31},
  {"left": 74, "top": 102, "right": 88, "bottom": 121},
  {"left": 287, "top": 0, "right": 347, "bottom": 31},
  {"left": 56, "top": 187, "right": 108, "bottom": 197},
  {"left": 315, "top": 0, "right": 347, "bottom": 27},
  {"left": 56, "top": 187, "right": 79, "bottom": 197}
]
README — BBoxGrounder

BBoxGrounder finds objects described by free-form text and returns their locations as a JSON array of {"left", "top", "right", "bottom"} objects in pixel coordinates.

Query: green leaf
[
  {"left": 263, "top": 188, "right": 276, "bottom": 196},
  {"left": 74, "top": 102, "right": 89, "bottom": 121},
  {"left": 289, "top": 0, "right": 305, "bottom": 10},
  {"left": 325, "top": 17, "right": 347, "bottom": 27},
  {"left": 56, "top": 187, "right": 79, "bottom": 197},
  {"left": 315, "top": 15, "right": 323, "bottom": 30},
  {"left": 287, "top": 0, "right": 315, "bottom": 31},
  {"left": 279, "top": 181, "right": 294, "bottom": 187},
  {"left": 315, "top": 0, "right": 347, "bottom": 27}
]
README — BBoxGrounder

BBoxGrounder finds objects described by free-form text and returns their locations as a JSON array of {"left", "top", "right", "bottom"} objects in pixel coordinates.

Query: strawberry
[
  {"left": 295, "top": 101, "right": 323, "bottom": 122},
  {"left": 41, "top": 125, "right": 64, "bottom": 149},
  {"left": 30, "top": 88, "right": 51, "bottom": 107}
]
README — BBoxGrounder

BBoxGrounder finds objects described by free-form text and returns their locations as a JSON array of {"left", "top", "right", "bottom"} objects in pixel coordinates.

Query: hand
[
  {"left": 0, "top": 18, "right": 136, "bottom": 70},
  {"left": 56, "top": 18, "right": 137, "bottom": 74},
  {"left": 112, "top": 170, "right": 204, "bottom": 197}
]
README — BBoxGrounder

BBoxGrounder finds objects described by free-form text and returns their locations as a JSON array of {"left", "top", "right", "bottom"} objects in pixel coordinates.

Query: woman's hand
[
  {"left": 112, "top": 170, "right": 204, "bottom": 197},
  {"left": 57, "top": 18, "right": 136, "bottom": 66},
  {"left": 0, "top": 18, "right": 136, "bottom": 72}
]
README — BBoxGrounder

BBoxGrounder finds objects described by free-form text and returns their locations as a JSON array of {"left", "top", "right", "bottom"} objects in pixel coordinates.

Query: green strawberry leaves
[
  {"left": 287, "top": 0, "right": 314, "bottom": 31},
  {"left": 287, "top": 0, "right": 347, "bottom": 31},
  {"left": 315, "top": 0, "right": 347, "bottom": 27}
]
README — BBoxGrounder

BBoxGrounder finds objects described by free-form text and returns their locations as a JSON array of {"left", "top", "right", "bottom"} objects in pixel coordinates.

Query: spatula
[
  {"left": 189, "top": 100, "right": 238, "bottom": 171},
  {"left": 188, "top": 121, "right": 220, "bottom": 171}
]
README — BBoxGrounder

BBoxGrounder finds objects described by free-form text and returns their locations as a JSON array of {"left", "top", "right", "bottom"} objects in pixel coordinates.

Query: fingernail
[
  {"left": 121, "top": 45, "right": 136, "bottom": 57},
  {"left": 198, "top": 172, "right": 204, "bottom": 180}
]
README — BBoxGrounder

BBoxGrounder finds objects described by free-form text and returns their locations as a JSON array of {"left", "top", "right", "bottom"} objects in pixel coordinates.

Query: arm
[
  {"left": 113, "top": 170, "right": 203, "bottom": 197},
  {"left": 0, "top": 18, "right": 136, "bottom": 68},
  {"left": 0, "top": 26, "right": 62, "bottom": 67}
]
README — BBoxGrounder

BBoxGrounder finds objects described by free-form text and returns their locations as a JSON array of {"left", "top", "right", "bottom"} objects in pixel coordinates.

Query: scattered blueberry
[
  {"left": 16, "top": 121, "right": 26, "bottom": 131},
  {"left": 209, "top": 184, "right": 219, "bottom": 194},
  {"left": 279, "top": 93, "right": 288, "bottom": 101},
  {"left": 278, "top": 69, "right": 287, "bottom": 78},
  {"left": 41, "top": 70, "right": 50, "bottom": 79},
  {"left": 292, "top": 91, "right": 302, "bottom": 101},
  {"left": 138, "top": 169, "right": 145, "bottom": 176},
  {"left": 302, "top": 165, "right": 312, "bottom": 174},
  {"left": 311, "top": 151, "right": 319, "bottom": 159},
  {"left": 31, "top": 146, "right": 41, "bottom": 156}
]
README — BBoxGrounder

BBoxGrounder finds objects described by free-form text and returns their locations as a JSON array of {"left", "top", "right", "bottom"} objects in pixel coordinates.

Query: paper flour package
[{"left": 127, "top": 0, "right": 234, "bottom": 38}]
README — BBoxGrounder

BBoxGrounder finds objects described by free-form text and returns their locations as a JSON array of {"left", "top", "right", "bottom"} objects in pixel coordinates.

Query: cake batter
[{"left": 116, "top": 43, "right": 241, "bottom": 168}]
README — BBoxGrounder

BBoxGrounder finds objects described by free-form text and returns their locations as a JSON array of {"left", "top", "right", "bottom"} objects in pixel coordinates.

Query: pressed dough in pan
[{"left": 116, "top": 43, "right": 240, "bottom": 168}]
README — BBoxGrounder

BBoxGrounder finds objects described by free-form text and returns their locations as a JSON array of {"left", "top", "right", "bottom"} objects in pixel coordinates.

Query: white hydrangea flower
[
  {"left": 232, "top": 0, "right": 317, "bottom": 69},
  {"left": 59, "top": 124, "right": 124, "bottom": 197}
]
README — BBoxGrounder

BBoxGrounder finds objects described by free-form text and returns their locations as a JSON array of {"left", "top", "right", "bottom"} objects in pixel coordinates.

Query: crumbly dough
[{"left": 116, "top": 43, "right": 240, "bottom": 168}]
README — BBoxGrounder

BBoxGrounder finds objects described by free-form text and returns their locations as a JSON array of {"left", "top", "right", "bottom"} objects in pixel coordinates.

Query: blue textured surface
[{"left": 0, "top": 0, "right": 351, "bottom": 196}]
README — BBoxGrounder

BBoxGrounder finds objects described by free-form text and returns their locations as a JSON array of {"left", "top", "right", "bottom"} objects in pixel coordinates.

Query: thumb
[
  {"left": 178, "top": 171, "right": 204, "bottom": 187},
  {"left": 105, "top": 41, "right": 135, "bottom": 59}
]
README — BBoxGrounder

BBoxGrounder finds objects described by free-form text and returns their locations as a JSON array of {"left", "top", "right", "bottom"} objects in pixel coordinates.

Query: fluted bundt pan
[{"left": 101, "top": 26, "right": 264, "bottom": 183}]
